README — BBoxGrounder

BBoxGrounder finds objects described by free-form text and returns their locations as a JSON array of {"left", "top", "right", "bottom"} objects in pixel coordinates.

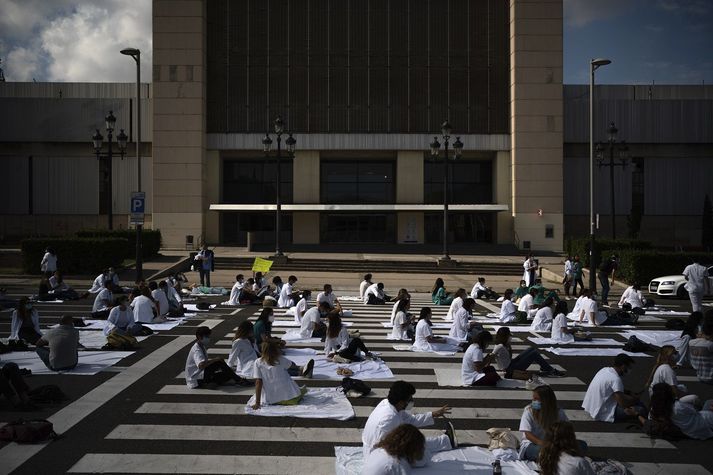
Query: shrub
[
  {"left": 615, "top": 250, "right": 713, "bottom": 286},
  {"left": 75, "top": 229, "right": 162, "bottom": 259},
  {"left": 21, "top": 238, "right": 128, "bottom": 274}
]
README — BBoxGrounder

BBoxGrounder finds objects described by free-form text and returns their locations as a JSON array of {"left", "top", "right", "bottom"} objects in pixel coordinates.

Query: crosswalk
[{"left": 48, "top": 294, "right": 712, "bottom": 474}]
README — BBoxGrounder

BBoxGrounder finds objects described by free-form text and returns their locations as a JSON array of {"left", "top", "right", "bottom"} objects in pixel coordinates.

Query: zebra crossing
[{"left": 52, "top": 294, "right": 713, "bottom": 474}]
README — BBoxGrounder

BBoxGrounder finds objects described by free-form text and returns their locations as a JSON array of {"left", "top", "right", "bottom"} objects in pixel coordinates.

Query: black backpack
[
  {"left": 340, "top": 377, "right": 371, "bottom": 397},
  {"left": 0, "top": 419, "right": 58, "bottom": 444},
  {"left": 622, "top": 335, "right": 652, "bottom": 353}
]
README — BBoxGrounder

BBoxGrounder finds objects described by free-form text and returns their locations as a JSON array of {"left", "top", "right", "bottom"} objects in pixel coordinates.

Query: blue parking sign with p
[{"left": 130, "top": 192, "right": 145, "bottom": 224}]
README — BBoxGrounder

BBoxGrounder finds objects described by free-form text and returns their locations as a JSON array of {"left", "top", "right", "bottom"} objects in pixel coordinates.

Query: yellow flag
[{"left": 252, "top": 257, "right": 273, "bottom": 273}]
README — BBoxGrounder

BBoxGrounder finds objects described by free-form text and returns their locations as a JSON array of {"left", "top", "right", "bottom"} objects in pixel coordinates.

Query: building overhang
[{"left": 209, "top": 204, "right": 510, "bottom": 212}]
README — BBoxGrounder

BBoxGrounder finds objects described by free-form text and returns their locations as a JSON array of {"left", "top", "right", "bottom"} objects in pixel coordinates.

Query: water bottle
[{"left": 492, "top": 459, "right": 502, "bottom": 475}]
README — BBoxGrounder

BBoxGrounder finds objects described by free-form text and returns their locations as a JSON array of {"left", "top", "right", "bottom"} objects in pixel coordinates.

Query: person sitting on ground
[
  {"left": 364, "top": 424, "right": 427, "bottom": 474},
  {"left": 162, "top": 279, "right": 184, "bottom": 316},
  {"left": 431, "top": 278, "right": 454, "bottom": 306},
  {"left": 576, "top": 289, "right": 608, "bottom": 326},
  {"left": 551, "top": 300, "right": 586, "bottom": 343},
  {"left": 88, "top": 268, "right": 119, "bottom": 294},
  {"left": 48, "top": 271, "right": 79, "bottom": 300},
  {"left": 227, "top": 274, "right": 246, "bottom": 305},
  {"left": 278, "top": 275, "right": 299, "bottom": 308},
  {"left": 471, "top": 277, "right": 498, "bottom": 300},
  {"left": 461, "top": 331, "right": 501, "bottom": 386},
  {"left": 538, "top": 421, "right": 595, "bottom": 475},
  {"left": 359, "top": 273, "right": 373, "bottom": 300},
  {"left": 519, "top": 385, "right": 582, "bottom": 461},
  {"left": 449, "top": 298, "right": 481, "bottom": 343},
  {"left": 185, "top": 326, "right": 252, "bottom": 389},
  {"left": 299, "top": 302, "right": 331, "bottom": 339},
  {"left": 391, "top": 299, "right": 415, "bottom": 341},
  {"left": 514, "top": 280, "right": 529, "bottom": 301},
  {"left": 582, "top": 353, "right": 646, "bottom": 422},
  {"left": 517, "top": 288, "right": 539, "bottom": 323},
  {"left": 239, "top": 278, "right": 261, "bottom": 304},
  {"left": 132, "top": 285, "right": 164, "bottom": 324},
  {"left": 492, "top": 327, "right": 565, "bottom": 378},
  {"left": 36, "top": 277, "right": 54, "bottom": 302},
  {"left": 251, "top": 339, "right": 314, "bottom": 409},
  {"left": 643, "top": 382, "right": 713, "bottom": 440},
  {"left": 412, "top": 307, "right": 460, "bottom": 353},
  {"left": 253, "top": 272, "right": 269, "bottom": 297},
  {"left": 228, "top": 320, "right": 259, "bottom": 379},
  {"left": 35, "top": 314, "right": 79, "bottom": 371},
  {"left": 690, "top": 313, "right": 713, "bottom": 384},
  {"left": 530, "top": 297, "right": 555, "bottom": 332},
  {"left": 445, "top": 288, "right": 467, "bottom": 322},
  {"left": 676, "top": 311, "right": 703, "bottom": 367},
  {"left": 317, "top": 284, "right": 339, "bottom": 310},
  {"left": 499, "top": 289, "right": 518, "bottom": 323},
  {"left": 40, "top": 247, "right": 58, "bottom": 277},
  {"left": 646, "top": 345, "right": 701, "bottom": 407},
  {"left": 326, "top": 313, "right": 373, "bottom": 363},
  {"left": 288, "top": 290, "right": 311, "bottom": 323},
  {"left": 364, "top": 282, "right": 388, "bottom": 305},
  {"left": 149, "top": 281, "right": 170, "bottom": 317},
  {"left": 254, "top": 307, "right": 283, "bottom": 349},
  {"left": 530, "top": 279, "right": 560, "bottom": 306},
  {"left": 0, "top": 357, "right": 35, "bottom": 411},
  {"left": 390, "top": 289, "right": 411, "bottom": 324},
  {"left": 271, "top": 276, "right": 284, "bottom": 299},
  {"left": 362, "top": 380, "right": 455, "bottom": 464},
  {"left": 91, "top": 279, "right": 114, "bottom": 318},
  {"left": 9, "top": 297, "right": 42, "bottom": 345},
  {"left": 105, "top": 295, "right": 144, "bottom": 337},
  {"left": 618, "top": 283, "right": 651, "bottom": 310}
]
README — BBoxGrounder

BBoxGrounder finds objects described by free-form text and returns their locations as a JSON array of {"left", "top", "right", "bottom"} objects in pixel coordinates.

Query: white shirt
[
  {"left": 9, "top": 309, "right": 41, "bottom": 340},
  {"left": 278, "top": 282, "right": 295, "bottom": 308},
  {"left": 131, "top": 295, "right": 156, "bottom": 323},
  {"left": 571, "top": 295, "right": 586, "bottom": 316},
  {"left": 325, "top": 326, "right": 350, "bottom": 354},
  {"left": 364, "top": 283, "right": 383, "bottom": 304},
  {"left": 317, "top": 292, "right": 336, "bottom": 308},
  {"left": 227, "top": 338, "right": 258, "bottom": 378},
  {"left": 564, "top": 259, "right": 573, "bottom": 276},
  {"left": 499, "top": 299, "right": 517, "bottom": 323},
  {"left": 363, "top": 448, "right": 410, "bottom": 475},
  {"left": 470, "top": 282, "right": 486, "bottom": 298},
  {"left": 92, "top": 288, "right": 113, "bottom": 312},
  {"left": 518, "top": 405, "right": 569, "bottom": 459},
  {"left": 299, "top": 307, "right": 322, "bottom": 338},
  {"left": 391, "top": 311, "right": 410, "bottom": 340},
  {"left": 185, "top": 342, "right": 207, "bottom": 389},
  {"left": 579, "top": 298, "right": 607, "bottom": 325},
  {"left": 292, "top": 298, "right": 309, "bottom": 322},
  {"left": 551, "top": 313, "right": 574, "bottom": 343},
  {"left": 671, "top": 400, "right": 713, "bottom": 440},
  {"left": 253, "top": 356, "right": 301, "bottom": 405},
  {"left": 390, "top": 301, "right": 401, "bottom": 324},
  {"left": 88, "top": 274, "right": 105, "bottom": 293},
  {"left": 105, "top": 306, "right": 134, "bottom": 335},
  {"left": 152, "top": 289, "right": 170, "bottom": 316},
  {"left": 359, "top": 280, "right": 371, "bottom": 299},
  {"left": 449, "top": 308, "right": 470, "bottom": 340},
  {"left": 41, "top": 252, "right": 57, "bottom": 272},
  {"left": 461, "top": 344, "right": 485, "bottom": 385},
  {"left": 518, "top": 294, "right": 535, "bottom": 316},
  {"left": 413, "top": 319, "right": 434, "bottom": 351},
  {"left": 530, "top": 307, "right": 553, "bottom": 331},
  {"left": 556, "top": 453, "right": 596, "bottom": 475},
  {"left": 523, "top": 258, "right": 537, "bottom": 286},
  {"left": 491, "top": 344, "right": 511, "bottom": 371},
  {"left": 362, "top": 398, "right": 434, "bottom": 458},
  {"left": 228, "top": 281, "right": 244, "bottom": 305},
  {"left": 618, "top": 286, "right": 646, "bottom": 308},
  {"left": 648, "top": 364, "right": 679, "bottom": 396},
  {"left": 446, "top": 296, "right": 463, "bottom": 321},
  {"left": 582, "top": 367, "right": 624, "bottom": 422},
  {"left": 683, "top": 263, "right": 708, "bottom": 293}
]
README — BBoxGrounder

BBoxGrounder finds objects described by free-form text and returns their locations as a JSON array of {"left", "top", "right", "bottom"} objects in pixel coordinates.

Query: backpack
[
  {"left": 0, "top": 419, "right": 58, "bottom": 444},
  {"left": 196, "top": 301, "right": 211, "bottom": 310},
  {"left": 28, "top": 385, "right": 66, "bottom": 404},
  {"left": 105, "top": 332, "right": 138, "bottom": 350},
  {"left": 339, "top": 377, "right": 371, "bottom": 397},
  {"left": 622, "top": 335, "right": 652, "bottom": 353},
  {"left": 665, "top": 318, "right": 686, "bottom": 330}
]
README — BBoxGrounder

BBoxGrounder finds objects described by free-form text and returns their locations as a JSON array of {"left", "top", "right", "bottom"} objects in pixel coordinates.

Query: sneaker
[
  {"left": 332, "top": 355, "right": 350, "bottom": 364},
  {"left": 525, "top": 375, "right": 546, "bottom": 390},
  {"left": 301, "top": 359, "right": 315, "bottom": 378},
  {"left": 540, "top": 369, "right": 567, "bottom": 378},
  {"left": 444, "top": 419, "right": 458, "bottom": 449}
]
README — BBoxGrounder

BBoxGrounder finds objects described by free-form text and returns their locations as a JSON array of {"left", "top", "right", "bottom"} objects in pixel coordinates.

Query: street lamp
[
  {"left": 589, "top": 58, "right": 611, "bottom": 293},
  {"left": 92, "top": 111, "right": 127, "bottom": 230},
  {"left": 262, "top": 117, "right": 296, "bottom": 260},
  {"left": 120, "top": 47, "right": 143, "bottom": 281},
  {"left": 430, "top": 121, "right": 463, "bottom": 265},
  {"left": 596, "top": 122, "right": 629, "bottom": 240}
]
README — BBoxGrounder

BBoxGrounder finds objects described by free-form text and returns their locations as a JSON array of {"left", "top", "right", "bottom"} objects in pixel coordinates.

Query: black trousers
[
  {"left": 366, "top": 295, "right": 385, "bottom": 305},
  {"left": 199, "top": 268, "right": 211, "bottom": 287},
  {"left": 0, "top": 362, "right": 29, "bottom": 401},
  {"left": 338, "top": 337, "right": 370, "bottom": 361},
  {"left": 18, "top": 327, "right": 42, "bottom": 345},
  {"left": 199, "top": 360, "right": 242, "bottom": 386}
]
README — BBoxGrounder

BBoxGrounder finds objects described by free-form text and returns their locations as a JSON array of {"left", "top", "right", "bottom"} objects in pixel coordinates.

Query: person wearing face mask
[
  {"left": 288, "top": 290, "right": 311, "bottom": 323},
  {"left": 9, "top": 297, "right": 42, "bottom": 345},
  {"left": 582, "top": 353, "right": 646, "bottom": 422},
  {"left": 185, "top": 326, "right": 253, "bottom": 389},
  {"left": 491, "top": 327, "right": 566, "bottom": 378},
  {"left": 361, "top": 380, "right": 455, "bottom": 466},
  {"left": 227, "top": 274, "right": 246, "bottom": 306},
  {"left": 518, "top": 385, "right": 585, "bottom": 461},
  {"left": 228, "top": 320, "right": 260, "bottom": 378},
  {"left": 105, "top": 295, "right": 144, "bottom": 336},
  {"left": 253, "top": 308, "right": 282, "bottom": 348}
]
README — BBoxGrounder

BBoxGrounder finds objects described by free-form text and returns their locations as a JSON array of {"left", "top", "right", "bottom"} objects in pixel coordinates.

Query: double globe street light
[{"left": 92, "top": 111, "right": 128, "bottom": 231}]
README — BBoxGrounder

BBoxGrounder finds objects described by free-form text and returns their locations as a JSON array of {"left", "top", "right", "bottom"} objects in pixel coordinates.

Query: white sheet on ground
[
  {"left": 381, "top": 322, "right": 451, "bottom": 329},
  {"left": 79, "top": 331, "right": 149, "bottom": 349},
  {"left": 183, "top": 303, "right": 216, "bottom": 312},
  {"left": 434, "top": 368, "right": 526, "bottom": 388},
  {"left": 282, "top": 348, "right": 393, "bottom": 380},
  {"left": 143, "top": 318, "right": 187, "bottom": 331},
  {"left": 642, "top": 310, "right": 691, "bottom": 316},
  {"left": 337, "top": 296, "right": 362, "bottom": 302},
  {"left": 392, "top": 344, "right": 456, "bottom": 356},
  {"left": 528, "top": 337, "right": 623, "bottom": 346},
  {"left": 1, "top": 350, "right": 134, "bottom": 375},
  {"left": 486, "top": 326, "right": 534, "bottom": 333},
  {"left": 281, "top": 330, "right": 324, "bottom": 342},
  {"left": 245, "top": 387, "right": 355, "bottom": 420},
  {"left": 620, "top": 330, "right": 682, "bottom": 347},
  {"left": 543, "top": 347, "right": 652, "bottom": 357}
]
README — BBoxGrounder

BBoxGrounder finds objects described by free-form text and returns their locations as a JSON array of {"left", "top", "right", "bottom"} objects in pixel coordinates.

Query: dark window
[
  {"left": 424, "top": 158, "right": 493, "bottom": 204},
  {"left": 221, "top": 212, "right": 292, "bottom": 246},
  {"left": 222, "top": 159, "right": 293, "bottom": 204},
  {"left": 321, "top": 161, "right": 395, "bottom": 203},
  {"left": 320, "top": 214, "right": 395, "bottom": 243},
  {"left": 424, "top": 212, "right": 494, "bottom": 244}
]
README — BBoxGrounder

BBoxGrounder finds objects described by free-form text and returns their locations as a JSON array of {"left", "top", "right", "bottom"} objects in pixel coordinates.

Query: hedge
[
  {"left": 565, "top": 237, "right": 652, "bottom": 268},
  {"left": 75, "top": 229, "right": 162, "bottom": 259},
  {"left": 614, "top": 250, "right": 713, "bottom": 287},
  {"left": 21, "top": 238, "right": 128, "bottom": 274}
]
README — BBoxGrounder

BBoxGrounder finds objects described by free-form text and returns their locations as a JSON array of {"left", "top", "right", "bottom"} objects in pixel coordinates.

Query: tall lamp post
[
  {"left": 92, "top": 111, "right": 128, "bottom": 230},
  {"left": 596, "top": 122, "right": 629, "bottom": 240},
  {"left": 262, "top": 117, "right": 296, "bottom": 260},
  {"left": 120, "top": 47, "right": 143, "bottom": 281},
  {"left": 589, "top": 58, "right": 611, "bottom": 293},
  {"left": 430, "top": 121, "right": 464, "bottom": 265}
]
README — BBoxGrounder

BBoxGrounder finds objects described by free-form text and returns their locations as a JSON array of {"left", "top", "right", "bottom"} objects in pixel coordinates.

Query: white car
[{"left": 648, "top": 266, "right": 713, "bottom": 298}]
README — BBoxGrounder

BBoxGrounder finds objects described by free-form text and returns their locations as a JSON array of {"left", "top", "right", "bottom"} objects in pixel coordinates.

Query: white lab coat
[
  {"left": 278, "top": 282, "right": 295, "bottom": 308},
  {"left": 448, "top": 308, "right": 471, "bottom": 341},
  {"left": 499, "top": 299, "right": 517, "bottom": 323},
  {"left": 227, "top": 281, "right": 245, "bottom": 305},
  {"left": 40, "top": 252, "right": 57, "bottom": 273},
  {"left": 523, "top": 258, "right": 537, "bottom": 287},
  {"left": 9, "top": 309, "right": 41, "bottom": 340},
  {"left": 359, "top": 280, "right": 371, "bottom": 299},
  {"left": 445, "top": 296, "right": 463, "bottom": 322},
  {"left": 228, "top": 338, "right": 259, "bottom": 378}
]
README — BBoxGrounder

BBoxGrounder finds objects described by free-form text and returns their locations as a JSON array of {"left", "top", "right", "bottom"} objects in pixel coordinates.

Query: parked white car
[{"left": 648, "top": 266, "right": 713, "bottom": 298}]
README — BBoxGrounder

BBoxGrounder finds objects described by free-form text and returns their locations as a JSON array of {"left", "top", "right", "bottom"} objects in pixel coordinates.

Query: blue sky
[{"left": 0, "top": 0, "right": 711, "bottom": 84}]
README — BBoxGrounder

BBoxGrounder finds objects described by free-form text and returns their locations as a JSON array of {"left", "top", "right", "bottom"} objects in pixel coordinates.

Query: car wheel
[{"left": 676, "top": 285, "right": 688, "bottom": 299}]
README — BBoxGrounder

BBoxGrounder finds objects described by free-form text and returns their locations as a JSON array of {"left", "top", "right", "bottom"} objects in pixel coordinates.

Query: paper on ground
[
  {"left": 283, "top": 348, "right": 393, "bottom": 380},
  {"left": 380, "top": 322, "right": 451, "bottom": 329},
  {"left": 434, "top": 368, "right": 526, "bottom": 389},
  {"left": 543, "top": 347, "right": 652, "bottom": 357},
  {"left": 528, "top": 337, "right": 623, "bottom": 346},
  {"left": 1, "top": 350, "right": 134, "bottom": 375},
  {"left": 392, "top": 344, "right": 455, "bottom": 356},
  {"left": 245, "top": 387, "right": 355, "bottom": 420},
  {"left": 184, "top": 303, "right": 216, "bottom": 312},
  {"left": 620, "top": 330, "right": 682, "bottom": 348}
]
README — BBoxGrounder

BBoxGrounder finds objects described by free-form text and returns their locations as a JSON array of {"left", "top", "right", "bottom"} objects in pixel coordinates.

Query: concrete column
[
  {"left": 510, "top": 0, "right": 564, "bottom": 252},
  {"left": 495, "top": 151, "right": 513, "bottom": 245},
  {"left": 292, "top": 150, "right": 320, "bottom": 244},
  {"left": 396, "top": 151, "right": 424, "bottom": 244},
  {"left": 152, "top": 0, "right": 207, "bottom": 247},
  {"left": 204, "top": 150, "right": 220, "bottom": 244}
]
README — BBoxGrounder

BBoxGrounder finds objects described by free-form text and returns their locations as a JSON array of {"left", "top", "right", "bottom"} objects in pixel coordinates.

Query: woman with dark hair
[
  {"left": 253, "top": 307, "right": 278, "bottom": 348},
  {"left": 228, "top": 320, "right": 259, "bottom": 378},
  {"left": 538, "top": 421, "right": 594, "bottom": 475},
  {"left": 551, "top": 300, "right": 580, "bottom": 343},
  {"left": 431, "top": 278, "right": 454, "bottom": 305},
  {"left": 530, "top": 297, "right": 555, "bottom": 332},
  {"left": 390, "top": 288, "right": 411, "bottom": 325},
  {"left": 9, "top": 297, "right": 42, "bottom": 345},
  {"left": 449, "top": 298, "right": 481, "bottom": 343},
  {"left": 492, "top": 327, "right": 565, "bottom": 378},
  {"left": 325, "top": 313, "right": 372, "bottom": 363},
  {"left": 359, "top": 273, "right": 373, "bottom": 300},
  {"left": 445, "top": 288, "right": 467, "bottom": 322},
  {"left": 391, "top": 299, "right": 414, "bottom": 341},
  {"left": 461, "top": 331, "right": 500, "bottom": 386},
  {"left": 519, "top": 386, "right": 581, "bottom": 461},
  {"left": 412, "top": 307, "right": 460, "bottom": 353},
  {"left": 644, "top": 382, "right": 713, "bottom": 440},
  {"left": 364, "top": 424, "right": 426, "bottom": 474},
  {"left": 48, "top": 271, "right": 80, "bottom": 300}
]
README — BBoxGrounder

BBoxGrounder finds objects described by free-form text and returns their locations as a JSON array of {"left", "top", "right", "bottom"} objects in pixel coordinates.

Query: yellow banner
[{"left": 251, "top": 257, "right": 273, "bottom": 273}]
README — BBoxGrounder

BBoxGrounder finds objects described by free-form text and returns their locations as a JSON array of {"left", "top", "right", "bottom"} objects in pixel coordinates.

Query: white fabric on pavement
[
  {"left": 527, "top": 337, "right": 623, "bottom": 346},
  {"left": 245, "top": 387, "right": 355, "bottom": 420},
  {"left": 2, "top": 350, "right": 134, "bottom": 375},
  {"left": 543, "top": 347, "right": 652, "bottom": 357}
]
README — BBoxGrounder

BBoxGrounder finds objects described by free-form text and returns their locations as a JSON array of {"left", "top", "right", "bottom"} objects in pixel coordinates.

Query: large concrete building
[{"left": 1, "top": 0, "right": 711, "bottom": 251}]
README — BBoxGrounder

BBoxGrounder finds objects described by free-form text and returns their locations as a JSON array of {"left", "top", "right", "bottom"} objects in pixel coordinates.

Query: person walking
[
  {"left": 598, "top": 254, "right": 619, "bottom": 306},
  {"left": 683, "top": 259, "right": 709, "bottom": 313},
  {"left": 40, "top": 247, "right": 58, "bottom": 277},
  {"left": 571, "top": 255, "right": 584, "bottom": 297}
]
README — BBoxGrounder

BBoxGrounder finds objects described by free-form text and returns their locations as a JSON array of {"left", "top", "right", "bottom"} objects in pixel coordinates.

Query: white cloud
[
  {"left": 564, "top": 0, "right": 638, "bottom": 27},
  {"left": 5, "top": 46, "right": 42, "bottom": 81}
]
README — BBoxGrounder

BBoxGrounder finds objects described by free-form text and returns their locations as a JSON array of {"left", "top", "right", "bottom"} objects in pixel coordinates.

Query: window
[
  {"left": 222, "top": 159, "right": 292, "bottom": 204},
  {"left": 320, "top": 214, "right": 395, "bottom": 243},
  {"left": 424, "top": 158, "right": 493, "bottom": 204},
  {"left": 321, "top": 161, "right": 395, "bottom": 204},
  {"left": 424, "top": 212, "right": 494, "bottom": 244}
]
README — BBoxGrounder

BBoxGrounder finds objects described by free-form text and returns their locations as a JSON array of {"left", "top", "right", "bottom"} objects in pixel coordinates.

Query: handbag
[{"left": 486, "top": 427, "right": 519, "bottom": 450}]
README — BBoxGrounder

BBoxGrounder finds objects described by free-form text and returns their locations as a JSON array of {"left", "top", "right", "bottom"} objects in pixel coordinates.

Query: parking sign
[{"left": 130, "top": 191, "right": 145, "bottom": 225}]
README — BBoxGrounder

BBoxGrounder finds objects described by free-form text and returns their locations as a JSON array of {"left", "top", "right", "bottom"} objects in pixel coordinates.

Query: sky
[{"left": 0, "top": 0, "right": 711, "bottom": 84}]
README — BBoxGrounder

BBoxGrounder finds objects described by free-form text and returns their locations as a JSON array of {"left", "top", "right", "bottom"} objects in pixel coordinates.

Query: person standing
[
  {"left": 598, "top": 254, "right": 619, "bottom": 306},
  {"left": 571, "top": 255, "right": 584, "bottom": 297},
  {"left": 523, "top": 254, "right": 538, "bottom": 288},
  {"left": 683, "top": 259, "right": 709, "bottom": 313},
  {"left": 563, "top": 256, "right": 573, "bottom": 297},
  {"left": 194, "top": 245, "right": 215, "bottom": 287},
  {"left": 40, "top": 247, "right": 58, "bottom": 277}
]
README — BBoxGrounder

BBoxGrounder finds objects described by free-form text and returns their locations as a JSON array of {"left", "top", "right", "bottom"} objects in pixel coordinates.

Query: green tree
[{"left": 703, "top": 194, "right": 713, "bottom": 251}]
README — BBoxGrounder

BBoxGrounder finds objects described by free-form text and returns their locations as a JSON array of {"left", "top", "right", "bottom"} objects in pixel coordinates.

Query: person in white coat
[
  {"left": 618, "top": 283, "right": 650, "bottom": 310},
  {"left": 359, "top": 273, "right": 373, "bottom": 299},
  {"left": 576, "top": 289, "right": 607, "bottom": 326},
  {"left": 530, "top": 297, "right": 555, "bottom": 332},
  {"left": 105, "top": 295, "right": 144, "bottom": 336},
  {"left": 287, "top": 290, "right": 311, "bottom": 323},
  {"left": 9, "top": 297, "right": 42, "bottom": 344},
  {"left": 499, "top": 289, "right": 518, "bottom": 323},
  {"left": 227, "top": 274, "right": 246, "bottom": 305},
  {"left": 40, "top": 247, "right": 57, "bottom": 276},
  {"left": 517, "top": 288, "right": 539, "bottom": 322},
  {"left": 365, "top": 282, "right": 388, "bottom": 305},
  {"left": 646, "top": 383, "right": 713, "bottom": 440},
  {"left": 251, "top": 339, "right": 313, "bottom": 409},
  {"left": 449, "top": 298, "right": 480, "bottom": 342},
  {"left": 317, "top": 284, "right": 339, "bottom": 309},
  {"left": 185, "top": 326, "right": 252, "bottom": 389},
  {"left": 278, "top": 275, "right": 299, "bottom": 308},
  {"left": 412, "top": 307, "right": 461, "bottom": 353},
  {"left": 683, "top": 260, "right": 709, "bottom": 312},
  {"left": 523, "top": 254, "right": 538, "bottom": 287},
  {"left": 299, "top": 303, "right": 330, "bottom": 339},
  {"left": 88, "top": 268, "right": 120, "bottom": 294},
  {"left": 362, "top": 381, "right": 454, "bottom": 464},
  {"left": 363, "top": 424, "right": 427, "bottom": 475},
  {"left": 445, "top": 288, "right": 466, "bottom": 322},
  {"left": 645, "top": 345, "right": 700, "bottom": 406},
  {"left": 228, "top": 320, "right": 259, "bottom": 378},
  {"left": 91, "top": 280, "right": 114, "bottom": 318},
  {"left": 390, "top": 289, "right": 411, "bottom": 324},
  {"left": 391, "top": 299, "right": 414, "bottom": 341},
  {"left": 325, "top": 313, "right": 372, "bottom": 363},
  {"left": 551, "top": 300, "right": 578, "bottom": 343},
  {"left": 582, "top": 353, "right": 646, "bottom": 422}
]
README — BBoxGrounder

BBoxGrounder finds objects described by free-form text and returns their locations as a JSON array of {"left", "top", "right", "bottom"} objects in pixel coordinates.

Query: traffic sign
[{"left": 130, "top": 191, "right": 145, "bottom": 225}]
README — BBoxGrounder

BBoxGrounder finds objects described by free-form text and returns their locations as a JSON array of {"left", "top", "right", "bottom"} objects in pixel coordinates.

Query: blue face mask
[{"left": 531, "top": 400, "right": 542, "bottom": 411}]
